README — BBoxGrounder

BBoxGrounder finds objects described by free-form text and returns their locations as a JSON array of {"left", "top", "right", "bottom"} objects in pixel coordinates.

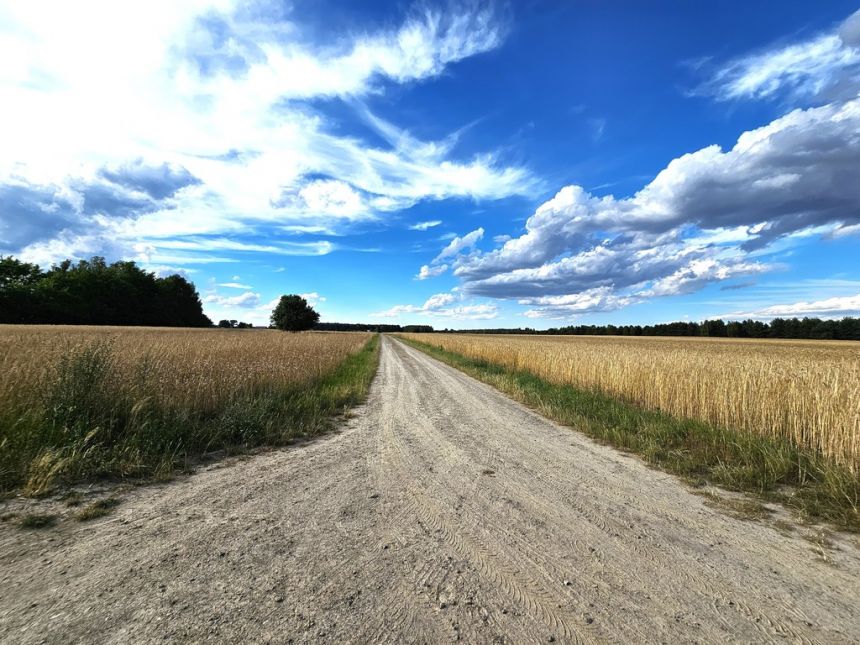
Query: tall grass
[
  {"left": 400, "top": 333, "right": 860, "bottom": 472},
  {"left": 0, "top": 326, "right": 378, "bottom": 493},
  {"left": 399, "top": 336, "right": 860, "bottom": 531}
]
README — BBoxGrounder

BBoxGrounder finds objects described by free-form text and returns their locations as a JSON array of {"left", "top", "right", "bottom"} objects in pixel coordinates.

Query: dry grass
[
  {"left": 0, "top": 325, "right": 375, "bottom": 491},
  {"left": 400, "top": 334, "right": 860, "bottom": 471}
]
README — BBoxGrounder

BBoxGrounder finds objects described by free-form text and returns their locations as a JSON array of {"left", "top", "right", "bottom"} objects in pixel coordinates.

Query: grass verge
[
  {"left": 0, "top": 335, "right": 379, "bottom": 495},
  {"left": 397, "top": 336, "right": 860, "bottom": 532}
]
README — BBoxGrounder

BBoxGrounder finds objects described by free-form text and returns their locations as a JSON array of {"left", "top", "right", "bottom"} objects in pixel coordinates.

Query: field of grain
[
  {"left": 400, "top": 333, "right": 860, "bottom": 471},
  {"left": 0, "top": 325, "right": 375, "bottom": 491},
  {"left": 1, "top": 325, "right": 370, "bottom": 410}
]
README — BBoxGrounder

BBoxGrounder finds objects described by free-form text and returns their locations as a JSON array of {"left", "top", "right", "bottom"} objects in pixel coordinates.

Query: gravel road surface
[{"left": 1, "top": 335, "right": 858, "bottom": 643}]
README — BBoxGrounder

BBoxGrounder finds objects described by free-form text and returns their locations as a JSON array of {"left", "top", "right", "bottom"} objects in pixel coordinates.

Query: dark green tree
[
  {"left": 270, "top": 295, "right": 319, "bottom": 332},
  {"left": 0, "top": 255, "right": 211, "bottom": 327}
]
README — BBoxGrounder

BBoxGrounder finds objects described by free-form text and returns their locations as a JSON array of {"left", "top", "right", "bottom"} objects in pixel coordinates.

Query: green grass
[
  {"left": 0, "top": 335, "right": 379, "bottom": 495},
  {"left": 398, "top": 336, "right": 860, "bottom": 532}
]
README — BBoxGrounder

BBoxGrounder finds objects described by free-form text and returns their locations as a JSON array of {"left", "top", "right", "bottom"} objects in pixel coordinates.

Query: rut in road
[{"left": 1, "top": 334, "right": 859, "bottom": 644}]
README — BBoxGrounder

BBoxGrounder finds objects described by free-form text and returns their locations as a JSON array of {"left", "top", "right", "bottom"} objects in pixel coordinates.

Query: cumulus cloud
[
  {"left": 448, "top": 94, "right": 860, "bottom": 317},
  {"left": 697, "top": 9, "right": 860, "bottom": 102},
  {"left": 0, "top": 161, "right": 199, "bottom": 252},
  {"left": 436, "top": 227, "right": 484, "bottom": 261},
  {"left": 151, "top": 265, "right": 195, "bottom": 279},
  {"left": 218, "top": 281, "right": 251, "bottom": 289},
  {"left": 722, "top": 294, "right": 860, "bottom": 320},
  {"left": 414, "top": 227, "right": 484, "bottom": 280},
  {"left": 299, "top": 292, "right": 326, "bottom": 305},
  {"left": 416, "top": 263, "right": 449, "bottom": 280},
  {"left": 203, "top": 291, "right": 261, "bottom": 308},
  {"left": 372, "top": 292, "right": 497, "bottom": 320},
  {"left": 0, "top": 2, "right": 532, "bottom": 264}
]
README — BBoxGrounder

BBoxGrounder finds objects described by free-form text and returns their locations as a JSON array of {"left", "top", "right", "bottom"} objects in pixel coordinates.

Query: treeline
[
  {"left": 0, "top": 256, "right": 211, "bottom": 327},
  {"left": 314, "top": 322, "right": 434, "bottom": 333},
  {"left": 441, "top": 317, "right": 860, "bottom": 340}
]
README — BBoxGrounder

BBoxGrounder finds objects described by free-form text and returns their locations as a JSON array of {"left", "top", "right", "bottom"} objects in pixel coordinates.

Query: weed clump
[
  {"left": 76, "top": 497, "right": 121, "bottom": 521},
  {"left": 19, "top": 513, "right": 57, "bottom": 529}
]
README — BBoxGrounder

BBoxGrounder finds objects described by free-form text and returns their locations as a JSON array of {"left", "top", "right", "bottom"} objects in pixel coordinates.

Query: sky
[{"left": 1, "top": 1, "right": 860, "bottom": 328}]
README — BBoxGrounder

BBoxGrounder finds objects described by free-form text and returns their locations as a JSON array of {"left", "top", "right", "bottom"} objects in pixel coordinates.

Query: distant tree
[
  {"left": 218, "top": 320, "right": 233, "bottom": 328},
  {"left": 270, "top": 295, "right": 319, "bottom": 332},
  {"left": 236, "top": 322, "right": 253, "bottom": 329},
  {"left": 402, "top": 325, "right": 434, "bottom": 333}
]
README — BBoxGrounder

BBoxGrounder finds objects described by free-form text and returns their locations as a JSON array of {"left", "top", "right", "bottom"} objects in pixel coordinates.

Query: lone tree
[{"left": 270, "top": 294, "right": 319, "bottom": 332}]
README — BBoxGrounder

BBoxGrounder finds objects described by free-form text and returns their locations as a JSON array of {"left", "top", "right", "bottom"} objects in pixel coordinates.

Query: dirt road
[{"left": 2, "top": 335, "right": 859, "bottom": 643}]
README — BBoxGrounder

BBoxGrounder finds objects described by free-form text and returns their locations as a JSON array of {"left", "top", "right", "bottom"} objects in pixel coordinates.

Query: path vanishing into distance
[{"left": 2, "top": 335, "right": 859, "bottom": 643}]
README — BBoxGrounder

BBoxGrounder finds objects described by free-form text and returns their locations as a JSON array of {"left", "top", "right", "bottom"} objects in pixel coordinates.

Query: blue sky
[{"left": 1, "top": 1, "right": 859, "bottom": 327}]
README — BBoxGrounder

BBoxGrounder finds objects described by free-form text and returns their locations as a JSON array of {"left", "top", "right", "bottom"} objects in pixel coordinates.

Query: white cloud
[
  {"left": 416, "top": 263, "right": 448, "bottom": 280},
  {"left": 414, "top": 227, "right": 484, "bottom": 280},
  {"left": 150, "top": 265, "right": 196, "bottom": 279},
  {"left": 453, "top": 96, "right": 860, "bottom": 316},
  {"left": 203, "top": 291, "right": 261, "bottom": 308},
  {"left": 722, "top": 294, "right": 860, "bottom": 320},
  {"left": 409, "top": 220, "right": 442, "bottom": 231},
  {"left": 218, "top": 282, "right": 251, "bottom": 289},
  {"left": 697, "top": 10, "right": 860, "bottom": 102},
  {"left": 372, "top": 291, "right": 497, "bottom": 320},
  {"left": 299, "top": 291, "right": 326, "bottom": 305},
  {"left": 435, "top": 227, "right": 484, "bottom": 261},
  {"left": 423, "top": 292, "right": 457, "bottom": 309},
  {"left": 0, "top": 2, "right": 534, "bottom": 264}
]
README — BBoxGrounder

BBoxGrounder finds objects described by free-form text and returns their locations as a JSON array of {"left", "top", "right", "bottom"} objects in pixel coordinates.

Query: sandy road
[{"left": 1, "top": 335, "right": 859, "bottom": 644}]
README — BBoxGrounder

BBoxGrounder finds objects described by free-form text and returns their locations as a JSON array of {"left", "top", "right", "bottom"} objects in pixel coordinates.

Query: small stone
[
  {"left": 563, "top": 580, "right": 571, "bottom": 586},
  {"left": 585, "top": 617, "right": 594, "bottom": 625},
  {"left": 369, "top": 493, "right": 379, "bottom": 499},
  {"left": 275, "top": 596, "right": 284, "bottom": 603},
  {"left": 439, "top": 602, "right": 447, "bottom": 609}
]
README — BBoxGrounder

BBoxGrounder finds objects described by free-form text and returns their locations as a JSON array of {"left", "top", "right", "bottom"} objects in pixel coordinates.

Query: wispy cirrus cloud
[
  {"left": 0, "top": 2, "right": 533, "bottom": 266},
  {"left": 409, "top": 220, "right": 442, "bottom": 231},
  {"left": 695, "top": 9, "right": 860, "bottom": 102}
]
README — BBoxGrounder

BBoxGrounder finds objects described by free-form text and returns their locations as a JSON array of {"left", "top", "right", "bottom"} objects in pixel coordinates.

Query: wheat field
[
  {"left": 401, "top": 333, "right": 860, "bottom": 471},
  {"left": 0, "top": 325, "right": 374, "bottom": 490},
  {"left": 1, "top": 325, "right": 370, "bottom": 410}
]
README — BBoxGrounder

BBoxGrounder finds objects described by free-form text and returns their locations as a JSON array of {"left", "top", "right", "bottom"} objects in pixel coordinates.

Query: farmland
[
  {"left": 3, "top": 335, "right": 859, "bottom": 644},
  {"left": 400, "top": 333, "right": 860, "bottom": 470},
  {"left": 0, "top": 325, "right": 377, "bottom": 492},
  {"left": 399, "top": 333, "right": 860, "bottom": 529}
]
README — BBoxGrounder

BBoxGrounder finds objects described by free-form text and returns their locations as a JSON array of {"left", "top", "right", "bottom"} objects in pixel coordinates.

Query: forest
[{"left": 0, "top": 256, "right": 211, "bottom": 327}]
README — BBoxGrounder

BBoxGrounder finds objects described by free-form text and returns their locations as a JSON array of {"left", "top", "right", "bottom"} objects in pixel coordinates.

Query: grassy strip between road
[
  {"left": 397, "top": 335, "right": 860, "bottom": 532},
  {"left": 1, "top": 334, "right": 379, "bottom": 495}
]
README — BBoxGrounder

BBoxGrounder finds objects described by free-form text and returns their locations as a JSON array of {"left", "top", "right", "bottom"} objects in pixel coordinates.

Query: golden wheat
[
  {"left": 401, "top": 333, "right": 860, "bottom": 471},
  {"left": 1, "top": 325, "right": 371, "bottom": 411}
]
